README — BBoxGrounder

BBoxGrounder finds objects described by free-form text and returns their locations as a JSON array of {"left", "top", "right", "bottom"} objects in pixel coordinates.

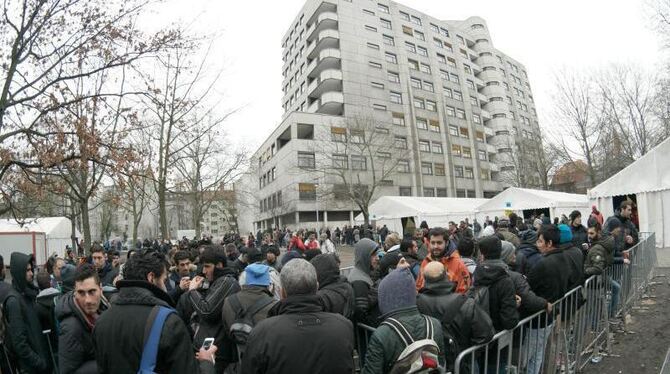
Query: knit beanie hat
[
  {"left": 378, "top": 268, "right": 417, "bottom": 314},
  {"left": 478, "top": 235, "right": 502, "bottom": 259},
  {"left": 245, "top": 263, "right": 271, "bottom": 287},
  {"left": 379, "top": 251, "right": 403, "bottom": 278},
  {"left": 604, "top": 217, "right": 623, "bottom": 233},
  {"left": 500, "top": 241, "right": 515, "bottom": 264},
  {"left": 558, "top": 224, "right": 573, "bottom": 244}
]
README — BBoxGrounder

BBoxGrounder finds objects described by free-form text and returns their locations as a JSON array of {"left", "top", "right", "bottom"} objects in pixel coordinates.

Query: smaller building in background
[{"left": 551, "top": 160, "right": 590, "bottom": 194}]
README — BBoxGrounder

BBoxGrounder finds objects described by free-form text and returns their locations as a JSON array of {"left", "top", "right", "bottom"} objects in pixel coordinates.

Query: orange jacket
[{"left": 415, "top": 251, "right": 471, "bottom": 293}]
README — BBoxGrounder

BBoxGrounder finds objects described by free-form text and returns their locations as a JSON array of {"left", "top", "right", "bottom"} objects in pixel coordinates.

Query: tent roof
[
  {"left": 362, "top": 196, "right": 489, "bottom": 220},
  {"left": 0, "top": 217, "right": 80, "bottom": 237},
  {"left": 476, "top": 187, "right": 588, "bottom": 213},
  {"left": 588, "top": 137, "right": 670, "bottom": 198}
]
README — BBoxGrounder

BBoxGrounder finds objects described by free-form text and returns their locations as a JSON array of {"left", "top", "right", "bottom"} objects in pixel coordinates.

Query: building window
[
  {"left": 350, "top": 130, "right": 365, "bottom": 143},
  {"left": 417, "top": 46, "right": 428, "bottom": 57},
  {"left": 369, "top": 61, "right": 382, "bottom": 69},
  {"left": 402, "top": 25, "right": 413, "bottom": 36},
  {"left": 399, "top": 186, "right": 412, "bottom": 196},
  {"left": 385, "top": 52, "right": 398, "bottom": 64},
  {"left": 449, "top": 125, "right": 458, "bottom": 136},
  {"left": 380, "top": 18, "right": 392, "bottom": 29},
  {"left": 464, "top": 64, "right": 472, "bottom": 75},
  {"left": 423, "top": 187, "right": 435, "bottom": 197},
  {"left": 454, "top": 166, "right": 464, "bottom": 178},
  {"left": 367, "top": 42, "right": 380, "bottom": 50},
  {"left": 478, "top": 150, "right": 487, "bottom": 161},
  {"left": 390, "top": 91, "right": 402, "bottom": 104},
  {"left": 415, "top": 31, "right": 425, "bottom": 41},
  {"left": 437, "top": 53, "right": 447, "bottom": 64},
  {"left": 433, "top": 38, "right": 443, "bottom": 49},
  {"left": 462, "top": 146, "right": 472, "bottom": 158},
  {"left": 365, "top": 25, "right": 377, "bottom": 32},
  {"left": 332, "top": 154, "right": 348, "bottom": 169},
  {"left": 418, "top": 140, "right": 430, "bottom": 152},
  {"left": 476, "top": 131, "right": 485, "bottom": 142},
  {"left": 465, "top": 167, "right": 474, "bottom": 179},
  {"left": 413, "top": 97, "right": 425, "bottom": 109},
  {"left": 420, "top": 63, "right": 431, "bottom": 74},
  {"left": 416, "top": 117, "right": 428, "bottom": 130},
  {"left": 436, "top": 188, "right": 447, "bottom": 197},
  {"left": 431, "top": 142, "right": 443, "bottom": 154},
  {"left": 435, "top": 163, "right": 445, "bottom": 176},
  {"left": 459, "top": 127, "right": 469, "bottom": 138},
  {"left": 440, "top": 69, "right": 449, "bottom": 81},
  {"left": 430, "top": 23, "right": 439, "bottom": 33},
  {"left": 447, "top": 57, "right": 456, "bottom": 69},
  {"left": 456, "top": 109, "right": 466, "bottom": 119},
  {"left": 372, "top": 103, "right": 387, "bottom": 111},
  {"left": 405, "top": 42, "right": 416, "bottom": 54},
  {"left": 421, "top": 162, "right": 433, "bottom": 175},
  {"left": 453, "top": 90, "right": 463, "bottom": 102},
  {"left": 331, "top": 126, "right": 347, "bottom": 142},
  {"left": 371, "top": 81, "right": 384, "bottom": 89},
  {"left": 426, "top": 100, "right": 437, "bottom": 112},
  {"left": 395, "top": 136, "right": 407, "bottom": 148},
  {"left": 429, "top": 119, "right": 440, "bottom": 132},
  {"left": 410, "top": 77, "right": 422, "bottom": 89},
  {"left": 480, "top": 169, "right": 490, "bottom": 180},
  {"left": 408, "top": 59, "right": 419, "bottom": 70},
  {"left": 397, "top": 159, "right": 410, "bottom": 173},
  {"left": 299, "top": 183, "right": 316, "bottom": 200},
  {"left": 473, "top": 114, "right": 481, "bottom": 124},
  {"left": 363, "top": 9, "right": 375, "bottom": 16},
  {"left": 392, "top": 112, "right": 405, "bottom": 126},
  {"left": 297, "top": 152, "right": 315, "bottom": 169},
  {"left": 467, "top": 80, "right": 475, "bottom": 90},
  {"left": 411, "top": 15, "right": 422, "bottom": 26},
  {"left": 351, "top": 155, "right": 367, "bottom": 170},
  {"left": 440, "top": 27, "right": 449, "bottom": 37},
  {"left": 388, "top": 71, "right": 400, "bottom": 83},
  {"left": 452, "top": 144, "right": 462, "bottom": 156},
  {"left": 399, "top": 11, "right": 410, "bottom": 21},
  {"left": 445, "top": 106, "right": 455, "bottom": 117},
  {"left": 443, "top": 87, "right": 453, "bottom": 99},
  {"left": 383, "top": 34, "right": 395, "bottom": 46},
  {"left": 377, "top": 3, "right": 389, "bottom": 13},
  {"left": 450, "top": 73, "right": 460, "bottom": 84}
]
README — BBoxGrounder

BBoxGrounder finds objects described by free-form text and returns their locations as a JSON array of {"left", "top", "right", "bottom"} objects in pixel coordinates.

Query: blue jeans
[
  {"left": 527, "top": 324, "right": 553, "bottom": 374},
  {"left": 609, "top": 278, "right": 621, "bottom": 318}
]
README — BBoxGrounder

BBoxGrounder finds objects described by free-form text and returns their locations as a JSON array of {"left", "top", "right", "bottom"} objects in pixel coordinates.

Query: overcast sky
[{"left": 145, "top": 0, "right": 663, "bottom": 151}]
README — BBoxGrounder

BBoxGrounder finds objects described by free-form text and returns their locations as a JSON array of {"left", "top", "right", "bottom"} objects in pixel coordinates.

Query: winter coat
[
  {"left": 311, "top": 254, "right": 355, "bottom": 319},
  {"left": 165, "top": 270, "right": 194, "bottom": 303},
  {"left": 93, "top": 280, "right": 216, "bottom": 374},
  {"left": 55, "top": 291, "right": 110, "bottom": 374},
  {"left": 242, "top": 294, "right": 355, "bottom": 374},
  {"left": 362, "top": 306, "right": 446, "bottom": 374},
  {"left": 570, "top": 224, "right": 588, "bottom": 249},
  {"left": 221, "top": 286, "right": 276, "bottom": 345},
  {"left": 560, "top": 243, "right": 585, "bottom": 291},
  {"left": 461, "top": 257, "right": 477, "bottom": 276},
  {"left": 288, "top": 236, "right": 306, "bottom": 252},
  {"left": 527, "top": 248, "right": 569, "bottom": 303},
  {"left": 508, "top": 270, "right": 547, "bottom": 318},
  {"left": 584, "top": 235, "right": 615, "bottom": 278},
  {"left": 320, "top": 239, "right": 336, "bottom": 254},
  {"left": 416, "top": 280, "right": 494, "bottom": 352},
  {"left": 496, "top": 228, "right": 520, "bottom": 249},
  {"left": 401, "top": 251, "right": 421, "bottom": 279},
  {"left": 615, "top": 212, "right": 639, "bottom": 249},
  {"left": 4, "top": 252, "right": 50, "bottom": 374},
  {"left": 471, "top": 260, "right": 519, "bottom": 332},
  {"left": 347, "top": 238, "right": 380, "bottom": 326},
  {"left": 516, "top": 230, "right": 541, "bottom": 276},
  {"left": 416, "top": 250, "right": 471, "bottom": 294},
  {"left": 181, "top": 269, "right": 240, "bottom": 367}
]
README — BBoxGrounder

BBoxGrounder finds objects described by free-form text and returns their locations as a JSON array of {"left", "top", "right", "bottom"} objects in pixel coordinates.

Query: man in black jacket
[
  {"left": 526, "top": 224, "right": 570, "bottom": 374},
  {"left": 164, "top": 250, "right": 194, "bottom": 302},
  {"left": 180, "top": 245, "right": 240, "bottom": 372},
  {"left": 417, "top": 261, "right": 494, "bottom": 371},
  {"left": 242, "top": 259, "right": 354, "bottom": 374},
  {"left": 616, "top": 200, "right": 638, "bottom": 249},
  {"left": 3, "top": 253, "right": 51, "bottom": 374},
  {"left": 94, "top": 250, "right": 216, "bottom": 374},
  {"left": 56, "top": 264, "right": 110, "bottom": 374},
  {"left": 311, "top": 253, "right": 354, "bottom": 319}
]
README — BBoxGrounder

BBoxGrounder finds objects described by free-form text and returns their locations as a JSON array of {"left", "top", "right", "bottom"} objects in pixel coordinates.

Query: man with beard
[{"left": 415, "top": 227, "right": 470, "bottom": 293}]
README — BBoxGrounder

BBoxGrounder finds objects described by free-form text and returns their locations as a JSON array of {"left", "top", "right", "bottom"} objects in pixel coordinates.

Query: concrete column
[
  {"left": 278, "top": 216, "right": 283, "bottom": 229},
  {"left": 323, "top": 211, "right": 329, "bottom": 229},
  {"left": 349, "top": 210, "right": 354, "bottom": 226},
  {"left": 295, "top": 211, "right": 300, "bottom": 227}
]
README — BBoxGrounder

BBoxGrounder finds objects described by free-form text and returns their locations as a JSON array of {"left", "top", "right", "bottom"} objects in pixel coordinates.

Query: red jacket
[
  {"left": 289, "top": 236, "right": 306, "bottom": 252},
  {"left": 415, "top": 251, "right": 471, "bottom": 294}
]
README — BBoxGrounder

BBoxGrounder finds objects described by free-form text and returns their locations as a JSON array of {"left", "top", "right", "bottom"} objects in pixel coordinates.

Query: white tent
[
  {"left": 475, "top": 187, "right": 590, "bottom": 223},
  {"left": 355, "top": 196, "right": 489, "bottom": 234},
  {"left": 0, "top": 217, "right": 80, "bottom": 257},
  {"left": 588, "top": 137, "right": 670, "bottom": 248}
]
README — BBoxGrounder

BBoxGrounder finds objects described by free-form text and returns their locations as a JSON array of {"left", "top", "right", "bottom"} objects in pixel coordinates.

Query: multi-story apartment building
[{"left": 238, "top": 0, "right": 543, "bottom": 232}]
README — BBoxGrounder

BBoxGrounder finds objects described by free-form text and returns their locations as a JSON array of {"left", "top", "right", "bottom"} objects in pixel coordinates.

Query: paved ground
[{"left": 582, "top": 267, "right": 670, "bottom": 374}]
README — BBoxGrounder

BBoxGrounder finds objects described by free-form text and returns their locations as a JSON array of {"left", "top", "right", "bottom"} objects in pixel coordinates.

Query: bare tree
[{"left": 116, "top": 144, "right": 152, "bottom": 245}]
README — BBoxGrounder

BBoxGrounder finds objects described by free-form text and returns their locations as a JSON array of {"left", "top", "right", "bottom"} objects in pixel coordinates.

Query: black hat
[
  {"left": 478, "top": 236, "right": 502, "bottom": 260},
  {"left": 379, "top": 251, "right": 403, "bottom": 277},
  {"left": 604, "top": 217, "right": 623, "bottom": 233},
  {"left": 246, "top": 247, "right": 263, "bottom": 263}
]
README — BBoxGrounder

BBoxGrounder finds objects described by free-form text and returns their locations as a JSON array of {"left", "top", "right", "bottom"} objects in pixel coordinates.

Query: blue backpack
[{"left": 138, "top": 306, "right": 175, "bottom": 374}]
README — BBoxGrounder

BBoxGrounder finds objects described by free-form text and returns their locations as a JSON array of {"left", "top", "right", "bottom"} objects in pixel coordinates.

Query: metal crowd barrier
[{"left": 353, "top": 232, "right": 657, "bottom": 374}]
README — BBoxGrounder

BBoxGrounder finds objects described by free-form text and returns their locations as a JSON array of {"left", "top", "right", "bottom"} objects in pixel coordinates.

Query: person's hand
[
  {"left": 625, "top": 235, "right": 634, "bottom": 244},
  {"left": 179, "top": 277, "right": 191, "bottom": 291},
  {"left": 189, "top": 276, "right": 204, "bottom": 291},
  {"left": 196, "top": 344, "right": 217, "bottom": 364},
  {"left": 396, "top": 257, "right": 410, "bottom": 270},
  {"left": 623, "top": 258, "right": 631, "bottom": 265},
  {"left": 515, "top": 295, "right": 522, "bottom": 308}
]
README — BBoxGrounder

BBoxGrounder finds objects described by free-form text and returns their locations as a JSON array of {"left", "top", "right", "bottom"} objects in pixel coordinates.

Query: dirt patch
[{"left": 581, "top": 268, "right": 670, "bottom": 374}]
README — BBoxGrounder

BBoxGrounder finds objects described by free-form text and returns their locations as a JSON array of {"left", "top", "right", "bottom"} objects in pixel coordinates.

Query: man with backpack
[
  {"left": 417, "top": 261, "right": 494, "bottom": 372},
  {"left": 242, "top": 259, "right": 354, "bottom": 374},
  {"left": 222, "top": 263, "right": 277, "bottom": 368},
  {"left": 362, "top": 267, "right": 446, "bottom": 374},
  {"left": 94, "top": 250, "right": 217, "bottom": 373}
]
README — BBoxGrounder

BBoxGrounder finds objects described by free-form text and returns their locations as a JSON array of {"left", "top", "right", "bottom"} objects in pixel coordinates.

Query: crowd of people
[{"left": 0, "top": 201, "right": 639, "bottom": 374}]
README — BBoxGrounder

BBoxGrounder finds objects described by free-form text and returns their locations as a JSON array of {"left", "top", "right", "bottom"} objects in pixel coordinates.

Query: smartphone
[{"left": 202, "top": 337, "right": 215, "bottom": 350}]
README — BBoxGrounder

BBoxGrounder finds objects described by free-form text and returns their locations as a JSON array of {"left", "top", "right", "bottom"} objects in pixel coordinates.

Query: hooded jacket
[
  {"left": 242, "top": 294, "right": 354, "bottom": 374},
  {"left": 55, "top": 291, "right": 110, "bottom": 374},
  {"left": 311, "top": 254, "right": 354, "bottom": 319},
  {"left": 570, "top": 224, "right": 588, "bottom": 249},
  {"left": 516, "top": 230, "right": 542, "bottom": 276},
  {"left": 471, "top": 260, "right": 519, "bottom": 332},
  {"left": 4, "top": 252, "right": 50, "bottom": 374},
  {"left": 94, "top": 280, "right": 216, "bottom": 374},
  {"left": 584, "top": 235, "right": 615, "bottom": 277},
  {"left": 416, "top": 249, "right": 470, "bottom": 293},
  {"left": 560, "top": 242, "right": 585, "bottom": 291},
  {"left": 347, "top": 238, "right": 380, "bottom": 325}
]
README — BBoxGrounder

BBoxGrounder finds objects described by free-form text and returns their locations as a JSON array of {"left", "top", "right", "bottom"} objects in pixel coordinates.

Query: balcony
[
  {"left": 308, "top": 69, "right": 343, "bottom": 98},
  {"left": 316, "top": 92, "right": 344, "bottom": 115},
  {"left": 307, "top": 12, "right": 338, "bottom": 41},
  {"left": 308, "top": 48, "right": 341, "bottom": 77},
  {"left": 480, "top": 109, "right": 491, "bottom": 120},
  {"left": 308, "top": 29, "right": 340, "bottom": 59},
  {"left": 307, "top": 1, "right": 337, "bottom": 26},
  {"left": 475, "top": 77, "right": 485, "bottom": 89}
]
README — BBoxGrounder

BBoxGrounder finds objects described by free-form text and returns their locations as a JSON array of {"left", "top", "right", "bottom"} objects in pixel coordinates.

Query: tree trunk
[
  {"left": 158, "top": 180, "right": 168, "bottom": 239},
  {"left": 70, "top": 203, "right": 77, "bottom": 252},
  {"left": 80, "top": 198, "right": 91, "bottom": 253}
]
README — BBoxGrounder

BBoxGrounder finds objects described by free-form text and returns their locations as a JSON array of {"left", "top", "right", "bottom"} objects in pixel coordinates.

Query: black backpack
[
  {"left": 467, "top": 285, "right": 490, "bottom": 315},
  {"left": 439, "top": 295, "right": 467, "bottom": 370},
  {"left": 228, "top": 294, "right": 274, "bottom": 357}
]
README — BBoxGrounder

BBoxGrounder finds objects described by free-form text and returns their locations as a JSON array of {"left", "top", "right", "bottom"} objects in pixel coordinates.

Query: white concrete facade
[{"left": 237, "top": 0, "right": 543, "bottom": 233}]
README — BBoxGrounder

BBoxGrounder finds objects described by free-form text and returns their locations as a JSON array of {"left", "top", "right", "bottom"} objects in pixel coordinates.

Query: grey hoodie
[{"left": 347, "top": 238, "right": 377, "bottom": 286}]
